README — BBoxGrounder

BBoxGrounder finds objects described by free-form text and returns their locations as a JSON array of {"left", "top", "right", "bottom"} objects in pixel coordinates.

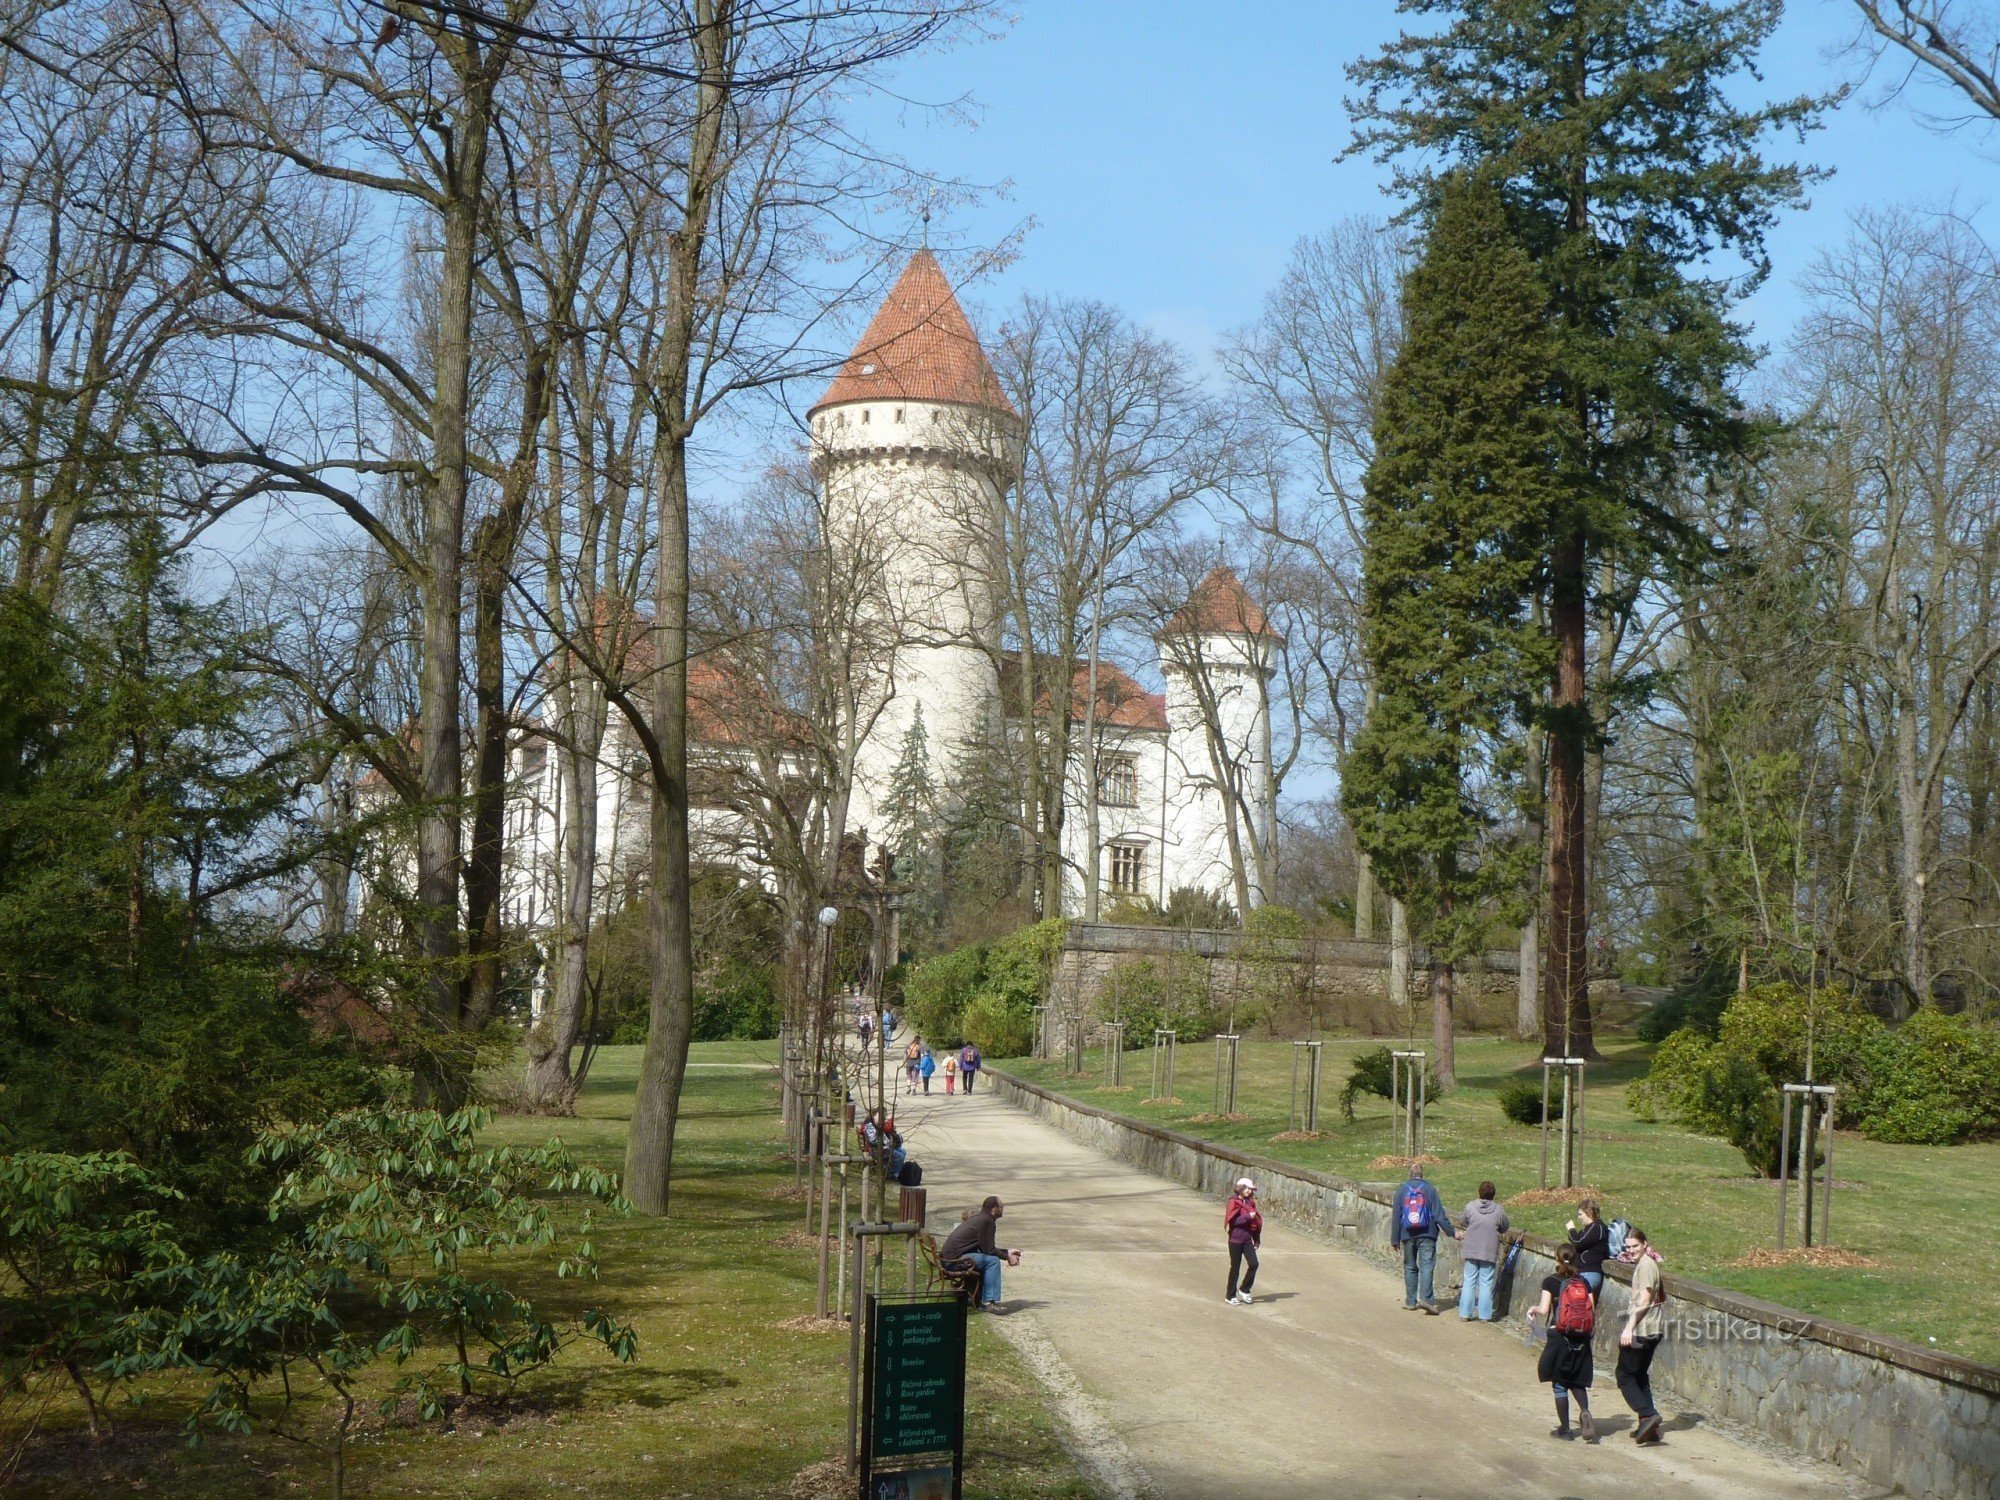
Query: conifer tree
[
  {"left": 880, "top": 706, "right": 943, "bottom": 952},
  {"left": 1343, "top": 176, "right": 1556, "bottom": 1088},
  {"left": 1348, "top": 0, "right": 1825, "bottom": 1054}
]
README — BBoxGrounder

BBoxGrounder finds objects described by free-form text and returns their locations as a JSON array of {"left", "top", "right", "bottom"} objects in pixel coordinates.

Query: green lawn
[
  {"left": 1001, "top": 1032, "right": 2000, "bottom": 1366},
  {"left": 6, "top": 1044, "right": 1089, "bottom": 1499}
]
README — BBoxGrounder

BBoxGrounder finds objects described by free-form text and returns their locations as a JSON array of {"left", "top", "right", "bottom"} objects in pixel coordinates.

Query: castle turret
[
  {"left": 810, "top": 251, "right": 1020, "bottom": 843},
  {"left": 1157, "top": 566, "right": 1280, "bottom": 910}
]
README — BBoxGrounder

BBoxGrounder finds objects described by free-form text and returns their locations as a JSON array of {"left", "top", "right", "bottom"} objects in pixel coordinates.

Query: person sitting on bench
[
  {"left": 938, "top": 1196, "right": 1018, "bottom": 1310},
  {"left": 859, "top": 1109, "right": 906, "bottom": 1180}
]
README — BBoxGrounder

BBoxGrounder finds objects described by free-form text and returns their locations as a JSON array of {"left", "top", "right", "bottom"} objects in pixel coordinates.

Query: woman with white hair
[{"left": 1224, "top": 1178, "right": 1263, "bottom": 1305}]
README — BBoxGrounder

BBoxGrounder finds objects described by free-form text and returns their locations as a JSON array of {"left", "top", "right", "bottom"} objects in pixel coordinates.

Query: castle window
[
  {"left": 895, "top": 407, "right": 904, "bottom": 422},
  {"left": 1099, "top": 753, "right": 1138, "bottom": 808},
  {"left": 1108, "top": 842, "right": 1146, "bottom": 896},
  {"left": 862, "top": 409, "right": 871, "bottom": 424}
]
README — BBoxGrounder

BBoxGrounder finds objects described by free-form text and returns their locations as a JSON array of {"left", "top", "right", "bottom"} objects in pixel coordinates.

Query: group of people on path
[
  {"left": 900, "top": 1038, "right": 981, "bottom": 1096},
  {"left": 1281, "top": 1171, "right": 1670, "bottom": 1447}
]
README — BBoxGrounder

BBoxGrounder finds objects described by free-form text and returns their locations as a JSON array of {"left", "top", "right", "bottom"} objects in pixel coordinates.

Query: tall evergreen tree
[
  {"left": 1343, "top": 176, "right": 1557, "bottom": 1088},
  {"left": 880, "top": 706, "right": 943, "bottom": 954},
  {"left": 0, "top": 526, "right": 374, "bottom": 1243},
  {"left": 1348, "top": 0, "right": 1826, "bottom": 1054}
]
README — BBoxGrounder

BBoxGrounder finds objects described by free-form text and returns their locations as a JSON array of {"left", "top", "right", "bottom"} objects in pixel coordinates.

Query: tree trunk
[
  {"left": 1389, "top": 898, "right": 1410, "bottom": 1007},
  {"left": 624, "top": 2, "right": 728, "bottom": 1215},
  {"left": 1518, "top": 706, "right": 1545, "bottom": 1040},
  {"left": 1543, "top": 533, "right": 1594, "bottom": 1057},
  {"left": 1893, "top": 636, "right": 1930, "bottom": 1007},
  {"left": 1354, "top": 853, "right": 1376, "bottom": 940},
  {"left": 1431, "top": 957, "right": 1455, "bottom": 1088},
  {"left": 525, "top": 720, "right": 600, "bottom": 1109},
  {"left": 463, "top": 516, "right": 511, "bottom": 1036},
  {"left": 626, "top": 433, "right": 698, "bottom": 1215},
  {"left": 411, "top": 61, "right": 497, "bottom": 1106}
]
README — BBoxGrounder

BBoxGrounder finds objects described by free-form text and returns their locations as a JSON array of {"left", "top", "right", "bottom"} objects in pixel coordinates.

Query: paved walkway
[{"left": 889, "top": 1074, "right": 1874, "bottom": 1500}]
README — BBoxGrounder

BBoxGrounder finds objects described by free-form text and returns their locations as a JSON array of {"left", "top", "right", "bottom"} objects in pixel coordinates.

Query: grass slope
[
  {"left": 6, "top": 1043, "right": 1089, "bottom": 1499},
  {"left": 998, "top": 1034, "right": 2000, "bottom": 1366}
]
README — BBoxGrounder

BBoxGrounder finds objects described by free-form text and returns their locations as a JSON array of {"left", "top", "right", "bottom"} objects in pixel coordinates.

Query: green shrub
[
  {"left": 1102, "top": 952, "right": 1228, "bottom": 1045},
  {"left": 1627, "top": 1027, "right": 1824, "bottom": 1176},
  {"left": 1497, "top": 1075, "right": 1563, "bottom": 1125},
  {"left": 980, "top": 919, "right": 1066, "bottom": 1009},
  {"left": 1626, "top": 1028, "right": 1721, "bottom": 1126},
  {"left": 903, "top": 944, "right": 987, "bottom": 1047},
  {"left": 1635, "top": 962, "right": 1733, "bottom": 1042},
  {"left": 1686, "top": 1047, "right": 1787, "bottom": 1176},
  {"left": 1860, "top": 1008, "right": 2000, "bottom": 1144},
  {"left": 1717, "top": 983, "right": 1882, "bottom": 1124},
  {"left": 901, "top": 921, "right": 1065, "bottom": 1050},
  {"left": 1100, "top": 896, "right": 1165, "bottom": 926},
  {"left": 692, "top": 961, "right": 779, "bottom": 1041},
  {"left": 1339, "top": 1045, "right": 1443, "bottom": 1121},
  {"left": 1243, "top": 904, "right": 1309, "bottom": 941},
  {"left": 960, "top": 994, "right": 1034, "bottom": 1058},
  {"left": 1163, "top": 885, "right": 1236, "bottom": 930}
]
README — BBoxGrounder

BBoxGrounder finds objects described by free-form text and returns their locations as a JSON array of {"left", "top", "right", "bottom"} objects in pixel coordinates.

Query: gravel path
[{"left": 894, "top": 1080, "right": 1877, "bottom": 1500}]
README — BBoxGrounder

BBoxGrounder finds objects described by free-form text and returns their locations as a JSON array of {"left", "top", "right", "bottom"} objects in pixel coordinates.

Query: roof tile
[{"left": 811, "top": 250, "right": 1017, "bottom": 418}]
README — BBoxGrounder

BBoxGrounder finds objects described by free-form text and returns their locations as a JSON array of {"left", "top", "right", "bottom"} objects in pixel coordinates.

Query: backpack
[
  {"left": 897, "top": 1159, "right": 923, "bottom": 1186},
  {"left": 961, "top": 1046, "right": 979, "bottom": 1069},
  {"left": 1402, "top": 1183, "right": 1431, "bottom": 1233},
  {"left": 1606, "top": 1218, "right": 1631, "bottom": 1260},
  {"left": 1555, "top": 1276, "right": 1596, "bottom": 1336}
]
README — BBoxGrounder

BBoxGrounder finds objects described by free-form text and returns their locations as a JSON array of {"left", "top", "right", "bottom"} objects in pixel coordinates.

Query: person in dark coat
[
  {"left": 939, "top": 1196, "right": 1017, "bottom": 1309},
  {"left": 1532, "top": 1243, "right": 1598, "bottom": 1441},
  {"left": 1566, "top": 1198, "right": 1611, "bottom": 1295}
]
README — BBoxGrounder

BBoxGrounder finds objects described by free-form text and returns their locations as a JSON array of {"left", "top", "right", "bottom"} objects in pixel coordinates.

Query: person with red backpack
[
  {"left": 1390, "top": 1169, "right": 1456, "bottom": 1313},
  {"left": 1532, "top": 1243, "right": 1599, "bottom": 1441}
]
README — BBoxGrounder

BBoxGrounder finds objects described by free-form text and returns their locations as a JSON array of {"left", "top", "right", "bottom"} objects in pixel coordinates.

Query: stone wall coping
[
  {"left": 988, "top": 1064, "right": 2000, "bottom": 1399},
  {"left": 1060, "top": 921, "right": 1520, "bottom": 973}
]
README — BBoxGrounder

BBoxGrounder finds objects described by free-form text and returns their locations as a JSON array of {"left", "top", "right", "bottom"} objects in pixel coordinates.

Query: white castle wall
[
  {"left": 1161, "top": 628, "right": 1275, "bottom": 910},
  {"left": 812, "top": 397, "right": 1015, "bottom": 843}
]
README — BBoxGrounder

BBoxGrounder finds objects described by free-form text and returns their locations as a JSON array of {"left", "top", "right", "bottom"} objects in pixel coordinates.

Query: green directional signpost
[{"left": 861, "top": 1291, "right": 965, "bottom": 1500}]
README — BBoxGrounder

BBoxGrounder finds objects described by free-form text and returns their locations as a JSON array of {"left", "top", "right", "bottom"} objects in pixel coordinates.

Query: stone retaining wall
[
  {"left": 1051, "top": 922, "right": 1531, "bottom": 1035},
  {"left": 987, "top": 1066, "right": 2000, "bottom": 1499}
]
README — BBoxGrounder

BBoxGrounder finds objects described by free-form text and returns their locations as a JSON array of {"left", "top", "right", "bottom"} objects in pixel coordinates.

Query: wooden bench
[{"left": 915, "top": 1232, "right": 985, "bottom": 1302}]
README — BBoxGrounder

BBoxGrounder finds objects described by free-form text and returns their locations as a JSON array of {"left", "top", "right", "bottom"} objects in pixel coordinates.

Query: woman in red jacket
[{"left": 1224, "top": 1178, "right": 1263, "bottom": 1305}]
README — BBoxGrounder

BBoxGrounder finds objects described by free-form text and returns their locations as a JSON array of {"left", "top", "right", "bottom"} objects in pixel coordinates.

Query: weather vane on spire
[{"left": 920, "top": 191, "right": 933, "bottom": 249}]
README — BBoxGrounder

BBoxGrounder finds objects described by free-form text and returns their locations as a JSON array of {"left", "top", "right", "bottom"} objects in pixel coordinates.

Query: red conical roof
[
  {"left": 1164, "top": 566, "right": 1283, "bottom": 643},
  {"left": 810, "top": 250, "right": 1017, "bottom": 419}
]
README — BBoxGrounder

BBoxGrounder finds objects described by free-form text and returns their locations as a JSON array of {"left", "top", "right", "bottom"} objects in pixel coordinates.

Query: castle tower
[
  {"left": 1158, "top": 566, "right": 1281, "bottom": 910},
  {"left": 809, "top": 251, "right": 1021, "bottom": 844}
]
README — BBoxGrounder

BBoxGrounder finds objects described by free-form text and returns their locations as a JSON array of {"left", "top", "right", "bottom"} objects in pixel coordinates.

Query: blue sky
[{"left": 839, "top": 0, "right": 1997, "bottom": 374}]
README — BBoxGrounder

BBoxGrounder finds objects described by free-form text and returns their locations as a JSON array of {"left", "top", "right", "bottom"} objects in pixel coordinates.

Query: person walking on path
[
  {"left": 1616, "top": 1225, "right": 1667, "bottom": 1445},
  {"left": 1456, "top": 1181, "right": 1510, "bottom": 1322},
  {"left": 1532, "top": 1243, "right": 1599, "bottom": 1442},
  {"left": 960, "top": 1042, "right": 983, "bottom": 1093},
  {"left": 1567, "top": 1199, "right": 1611, "bottom": 1296},
  {"left": 938, "top": 1195, "right": 1019, "bottom": 1310},
  {"left": 1390, "top": 1169, "right": 1456, "bottom": 1313},
  {"left": 941, "top": 1052, "right": 958, "bottom": 1094},
  {"left": 919, "top": 1047, "right": 936, "bottom": 1094},
  {"left": 1224, "top": 1178, "right": 1263, "bottom": 1305},
  {"left": 904, "top": 1039, "right": 923, "bottom": 1092}
]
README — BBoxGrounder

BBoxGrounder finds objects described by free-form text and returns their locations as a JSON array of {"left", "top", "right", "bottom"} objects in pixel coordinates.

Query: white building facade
[{"left": 499, "top": 252, "right": 1276, "bottom": 984}]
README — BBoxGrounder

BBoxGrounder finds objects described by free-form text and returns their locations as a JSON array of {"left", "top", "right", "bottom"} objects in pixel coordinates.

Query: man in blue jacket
[{"left": 1391, "top": 1170, "right": 1457, "bottom": 1314}]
